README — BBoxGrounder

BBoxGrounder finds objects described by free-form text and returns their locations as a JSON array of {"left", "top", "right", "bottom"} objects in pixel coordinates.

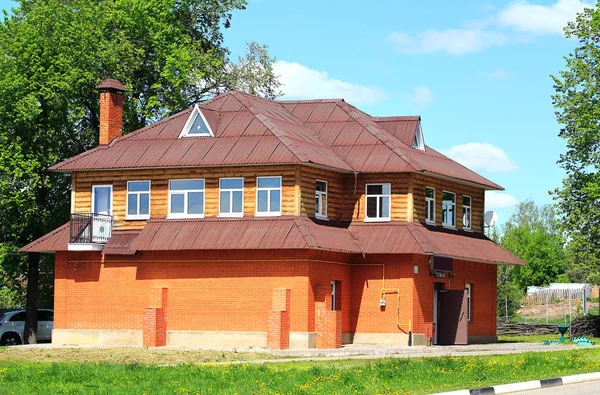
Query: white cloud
[
  {"left": 485, "top": 191, "right": 519, "bottom": 210},
  {"left": 273, "top": 61, "right": 388, "bottom": 104},
  {"left": 409, "top": 86, "right": 435, "bottom": 106},
  {"left": 387, "top": 29, "right": 508, "bottom": 55},
  {"left": 481, "top": 69, "right": 510, "bottom": 79},
  {"left": 498, "top": 0, "right": 591, "bottom": 35},
  {"left": 441, "top": 142, "right": 519, "bottom": 173},
  {"left": 386, "top": 0, "right": 592, "bottom": 55}
]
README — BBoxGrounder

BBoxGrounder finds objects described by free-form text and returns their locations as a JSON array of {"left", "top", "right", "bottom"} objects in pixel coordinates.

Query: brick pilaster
[
  {"left": 267, "top": 288, "right": 291, "bottom": 350},
  {"left": 315, "top": 286, "right": 342, "bottom": 349}
]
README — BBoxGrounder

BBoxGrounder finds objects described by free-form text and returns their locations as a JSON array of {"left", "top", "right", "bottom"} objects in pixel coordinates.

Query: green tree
[
  {"left": 495, "top": 201, "right": 568, "bottom": 317},
  {"left": 552, "top": 1, "right": 600, "bottom": 273},
  {"left": 501, "top": 201, "right": 568, "bottom": 290},
  {"left": 0, "top": 0, "right": 280, "bottom": 343}
]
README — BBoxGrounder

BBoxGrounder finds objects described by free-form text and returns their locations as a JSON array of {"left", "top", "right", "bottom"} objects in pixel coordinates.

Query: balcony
[{"left": 68, "top": 213, "right": 113, "bottom": 251}]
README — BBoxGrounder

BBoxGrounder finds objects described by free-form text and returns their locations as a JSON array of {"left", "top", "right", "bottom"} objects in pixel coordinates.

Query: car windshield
[{"left": 0, "top": 313, "right": 5, "bottom": 321}]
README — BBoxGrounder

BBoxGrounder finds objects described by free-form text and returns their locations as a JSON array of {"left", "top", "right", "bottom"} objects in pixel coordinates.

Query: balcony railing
[{"left": 70, "top": 213, "right": 113, "bottom": 244}]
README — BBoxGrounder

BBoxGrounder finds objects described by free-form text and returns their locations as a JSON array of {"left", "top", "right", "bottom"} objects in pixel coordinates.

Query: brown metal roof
[
  {"left": 20, "top": 218, "right": 523, "bottom": 266},
  {"left": 19, "top": 223, "right": 70, "bottom": 253},
  {"left": 102, "top": 230, "right": 139, "bottom": 255},
  {"left": 96, "top": 79, "right": 126, "bottom": 91},
  {"left": 130, "top": 217, "right": 362, "bottom": 253},
  {"left": 349, "top": 222, "right": 524, "bottom": 265},
  {"left": 48, "top": 90, "right": 504, "bottom": 189}
]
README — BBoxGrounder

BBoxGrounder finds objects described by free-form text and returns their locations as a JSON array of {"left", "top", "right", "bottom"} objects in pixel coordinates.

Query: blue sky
[{"left": 0, "top": 0, "right": 587, "bottom": 226}]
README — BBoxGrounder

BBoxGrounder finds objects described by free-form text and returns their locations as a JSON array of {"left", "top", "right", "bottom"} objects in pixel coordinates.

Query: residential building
[{"left": 21, "top": 79, "right": 523, "bottom": 348}]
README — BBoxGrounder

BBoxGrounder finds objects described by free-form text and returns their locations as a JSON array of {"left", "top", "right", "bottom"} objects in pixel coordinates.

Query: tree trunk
[{"left": 23, "top": 252, "right": 39, "bottom": 345}]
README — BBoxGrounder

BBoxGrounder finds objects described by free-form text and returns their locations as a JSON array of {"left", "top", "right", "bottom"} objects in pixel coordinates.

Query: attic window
[
  {"left": 412, "top": 122, "right": 425, "bottom": 151},
  {"left": 179, "top": 104, "right": 214, "bottom": 138}
]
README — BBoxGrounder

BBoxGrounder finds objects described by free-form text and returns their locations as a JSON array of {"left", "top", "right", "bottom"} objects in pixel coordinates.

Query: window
[
  {"left": 9, "top": 312, "right": 26, "bottom": 321},
  {"left": 315, "top": 180, "right": 328, "bottom": 219},
  {"left": 179, "top": 104, "right": 214, "bottom": 138},
  {"left": 168, "top": 179, "right": 205, "bottom": 218},
  {"left": 412, "top": 123, "right": 425, "bottom": 151},
  {"left": 92, "top": 185, "right": 113, "bottom": 215},
  {"left": 38, "top": 311, "right": 54, "bottom": 322},
  {"left": 126, "top": 181, "right": 150, "bottom": 220},
  {"left": 463, "top": 195, "right": 472, "bottom": 230},
  {"left": 425, "top": 187, "right": 435, "bottom": 224},
  {"left": 466, "top": 283, "right": 472, "bottom": 322},
  {"left": 331, "top": 280, "right": 342, "bottom": 311},
  {"left": 365, "top": 183, "right": 391, "bottom": 221},
  {"left": 256, "top": 176, "right": 282, "bottom": 216},
  {"left": 219, "top": 178, "right": 244, "bottom": 217},
  {"left": 442, "top": 191, "right": 456, "bottom": 227}
]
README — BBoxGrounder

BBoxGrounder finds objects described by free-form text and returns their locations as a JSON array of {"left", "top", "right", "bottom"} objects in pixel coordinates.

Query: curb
[{"left": 432, "top": 371, "right": 600, "bottom": 394}]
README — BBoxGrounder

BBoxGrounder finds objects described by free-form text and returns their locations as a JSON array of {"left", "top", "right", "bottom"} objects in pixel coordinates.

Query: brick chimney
[{"left": 96, "top": 79, "right": 126, "bottom": 145}]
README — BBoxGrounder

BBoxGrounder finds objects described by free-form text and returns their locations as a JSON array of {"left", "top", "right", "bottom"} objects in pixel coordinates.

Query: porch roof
[{"left": 19, "top": 218, "right": 524, "bottom": 266}]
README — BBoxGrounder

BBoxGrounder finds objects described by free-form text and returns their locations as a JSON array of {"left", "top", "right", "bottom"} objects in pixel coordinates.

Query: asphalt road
[{"left": 512, "top": 380, "right": 600, "bottom": 394}]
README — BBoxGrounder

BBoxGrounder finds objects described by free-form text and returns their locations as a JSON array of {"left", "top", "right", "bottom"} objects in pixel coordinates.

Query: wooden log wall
[
  {"left": 73, "top": 164, "right": 488, "bottom": 230},
  {"left": 412, "top": 174, "right": 486, "bottom": 233},
  {"left": 73, "top": 165, "right": 298, "bottom": 230}
]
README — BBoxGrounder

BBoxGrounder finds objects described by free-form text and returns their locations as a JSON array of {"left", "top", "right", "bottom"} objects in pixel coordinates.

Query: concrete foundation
[
  {"left": 166, "top": 331, "right": 266, "bottom": 348},
  {"left": 348, "top": 332, "right": 410, "bottom": 345},
  {"left": 52, "top": 329, "right": 143, "bottom": 346}
]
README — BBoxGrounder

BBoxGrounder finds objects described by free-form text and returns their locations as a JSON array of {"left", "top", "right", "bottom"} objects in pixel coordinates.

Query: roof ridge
[
  {"left": 230, "top": 91, "right": 312, "bottom": 163},
  {"left": 278, "top": 98, "right": 345, "bottom": 104},
  {"left": 373, "top": 116, "right": 421, "bottom": 122},
  {"left": 335, "top": 102, "right": 422, "bottom": 172},
  {"left": 293, "top": 217, "right": 319, "bottom": 249},
  {"left": 118, "top": 108, "right": 193, "bottom": 142},
  {"left": 405, "top": 223, "right": 430, "bottom": 254}
]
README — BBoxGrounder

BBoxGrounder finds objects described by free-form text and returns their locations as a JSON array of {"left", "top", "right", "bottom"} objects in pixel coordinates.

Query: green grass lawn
[{"left": 1, "top": 349, "right": 600, "bottom": 394}]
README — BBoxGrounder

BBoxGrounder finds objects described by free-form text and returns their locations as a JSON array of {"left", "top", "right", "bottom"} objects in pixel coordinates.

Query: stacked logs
[
  {"left": 570, "top": 315, "right": 600, "bottom": 338},
  {"left": 497, "top": 319, "right": 559, "bottom": 336}
]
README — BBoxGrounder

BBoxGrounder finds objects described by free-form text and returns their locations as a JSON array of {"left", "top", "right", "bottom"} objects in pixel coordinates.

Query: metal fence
[
  {"left": 522, "top": 285, "right": 594, "bottom": 307},
  {"left": 70, "top": 213, "right": 112, "bottom": 244}
]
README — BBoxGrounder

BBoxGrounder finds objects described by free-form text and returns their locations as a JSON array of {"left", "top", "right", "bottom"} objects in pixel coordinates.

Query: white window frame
[
  {"left": 463, "top": 195, "right": 472, "bottom": 231},
  {"left": 255, "top": 176, "right": 282, "bottom": 217},
  {"left": 425, "top": 187, "right": 435, "bottom": 224},
  {"left": 442, "top": 191, "right": 456, "bottom": 228},
  {"left": 126, "top": 180, "right": 151, "bottom": 220},
  {"left": 91, "top": 185, "right": 113, "bottom": 216},
  {"left": 315, "top": 180, "right": 328, "bottom": 220},
  {"left": 466, "top": 283, "right": 472, "bottom": 322},
  {"left": 364, "top": 183, "right": 391, "bottom": 222},
  {"left": 178, "top": 104, "right": 214, "bottom": 138},
  {"left": 219, "top": 177, "right": 244, "bottom": 218},
  {"left": 167, "top": 179, "right": 205, "bottom": 219}
]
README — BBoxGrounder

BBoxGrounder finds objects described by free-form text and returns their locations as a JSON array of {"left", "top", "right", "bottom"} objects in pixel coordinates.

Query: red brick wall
[
  {"left": 54, "top": 250, "right": 497, "bottom": 340},
  {"left": 99, "top": 91, "right": 123, "bottom": 145},
  {"left": 411, "top": 256, "right": 497, "bottom": 337},
  {"left": 56, "top": 250, "right": 332, "bottom": 333},
  {"left": 349, "top": 254, "right": 415, "bottom": 335}
]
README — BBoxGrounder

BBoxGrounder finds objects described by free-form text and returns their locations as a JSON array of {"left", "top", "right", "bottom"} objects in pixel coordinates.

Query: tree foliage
[
  {"left": 552, "top": 2, "right": 600, "bottom": 269},
  {"left": 0, "top": 0, "right": 280, "bottom": 333},
  {"left": 501, "top": 201, "right": 568, "bottom": 290},
  {"left": 495, "top": 201, "right": 568, "bottom": 316}
]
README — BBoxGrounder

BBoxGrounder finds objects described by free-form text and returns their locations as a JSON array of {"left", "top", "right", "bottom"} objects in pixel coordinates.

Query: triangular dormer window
[
  {"left": 179, "top": 104, "right": 214, "bottom": 138},
  {"left": 412, "top": 122, "right": 425, "bottom": 151}
]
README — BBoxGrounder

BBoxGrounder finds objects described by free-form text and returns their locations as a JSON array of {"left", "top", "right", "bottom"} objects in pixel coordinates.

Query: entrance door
[{"left": 437, "top": 290, "right": 468, "bottom": 345}]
